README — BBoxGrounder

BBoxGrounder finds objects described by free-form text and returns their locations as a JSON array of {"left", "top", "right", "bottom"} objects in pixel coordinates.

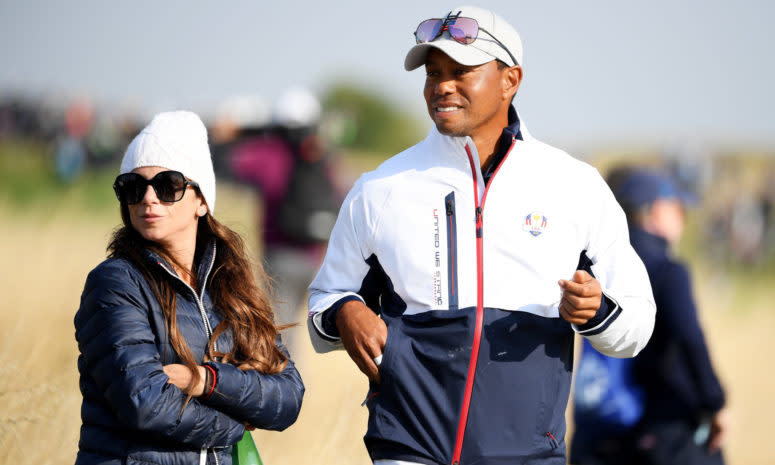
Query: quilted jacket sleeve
[
  {"left": 200, "top": 339, "right": 304, "bottom": 430},
  {"left": 74, "top": 260, "right": 245, "bottom": 448}
]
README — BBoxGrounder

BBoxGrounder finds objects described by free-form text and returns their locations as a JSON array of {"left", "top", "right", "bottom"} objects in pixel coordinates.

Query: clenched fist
[{"left": 558, "top": 270, "right": 603, "bottom": 325}]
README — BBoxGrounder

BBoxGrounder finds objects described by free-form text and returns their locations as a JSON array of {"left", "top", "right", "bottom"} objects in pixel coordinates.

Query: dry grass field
[{"left": 1, "top": 178, "right": 773, "bottom": 465}]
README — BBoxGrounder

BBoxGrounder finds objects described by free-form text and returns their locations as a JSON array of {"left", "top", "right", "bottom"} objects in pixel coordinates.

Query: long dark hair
[{"left": 107, "top": 201, "right": 288, "bottom": 392}]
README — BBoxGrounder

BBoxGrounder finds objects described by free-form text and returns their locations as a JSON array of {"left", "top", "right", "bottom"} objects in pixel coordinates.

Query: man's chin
[{"left": 434, "top": 121, "right": 467, "bottom": 138}]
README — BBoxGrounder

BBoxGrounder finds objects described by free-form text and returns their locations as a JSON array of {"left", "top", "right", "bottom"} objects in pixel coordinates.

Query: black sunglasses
[{"left": 113, "top": 170, "right": 199, "bottom": 205}]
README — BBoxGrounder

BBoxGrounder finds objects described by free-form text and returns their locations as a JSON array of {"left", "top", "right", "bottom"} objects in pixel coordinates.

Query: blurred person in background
[
  {"left": 572, "top": 168, "right": 727, "bottom": 465},
  {"left": 307, "top": 6, "right": 655, "bottom": 465},
  {"left": 728, "top": 192, "right": 767, "bottom": 265},
  {"left": 209, "top": 93, "right": 272, "bottom": 179},
  {"left": 762, "top": 169, "right": 775, "bottom": 261},
  {"left": 229, "top": 87, "right": 342, "bottom": 351},
  {"left": 74, "top": 111, "right": 304, "bottom": 465},
  {"left": 53, "top": 99, "right": 93, "bottom": 183}
]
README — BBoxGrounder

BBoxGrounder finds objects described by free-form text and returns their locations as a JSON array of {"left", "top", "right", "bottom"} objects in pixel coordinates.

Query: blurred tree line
[
  {"left": 0, "top": 81, "right": 425, "bottom": 206},
  {"left": 320, "top": 83, "right": 424, "bottom": 156},
  {"left": 3, "top": 84, "right": 775, "bottom": 273}
]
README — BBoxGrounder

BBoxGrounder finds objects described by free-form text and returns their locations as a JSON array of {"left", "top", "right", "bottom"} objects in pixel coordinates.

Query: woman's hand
[{"left": 163, "top": 364, "right": 207, "bottom": 396}]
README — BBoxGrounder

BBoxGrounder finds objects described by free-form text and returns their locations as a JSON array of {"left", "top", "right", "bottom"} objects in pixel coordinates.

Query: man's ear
[{"left": 503, "top": 65, "right": 523, "bottom": 100}]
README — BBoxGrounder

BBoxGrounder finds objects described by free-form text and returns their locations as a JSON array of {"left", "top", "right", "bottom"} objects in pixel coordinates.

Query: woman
[{"left": 74, "top": 111, "right": 304, "bottom": 465}]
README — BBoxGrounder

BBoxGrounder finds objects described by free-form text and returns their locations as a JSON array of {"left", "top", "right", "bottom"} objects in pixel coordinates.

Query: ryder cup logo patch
[{"left": 523, "top": 212, "right": 548, "bottom": 237}]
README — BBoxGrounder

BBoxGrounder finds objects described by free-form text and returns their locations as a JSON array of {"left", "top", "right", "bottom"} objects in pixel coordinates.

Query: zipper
[
  {"left": 155, "top": 243, "right": 218, "bottom": 346},
  {"left": 546, "top": 431, "right": 559, "bottom": 449},
  {"left": 445, "top": 192, "right": 459, "bottom": 310},
  {"left": 155, "top": 243, "right": 220, "bottom": 465},
  {"left": 450, "top": 138, "right": 517, "bottom": 465}
]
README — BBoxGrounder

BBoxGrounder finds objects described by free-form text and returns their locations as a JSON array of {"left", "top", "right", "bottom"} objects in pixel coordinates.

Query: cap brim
[{"left": 404, "top": 39, "right": 496, "bottom": 71}]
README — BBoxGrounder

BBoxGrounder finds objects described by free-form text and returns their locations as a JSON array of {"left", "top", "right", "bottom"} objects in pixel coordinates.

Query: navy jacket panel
[
  {"left": 365, "top": 308, "right": 574, "bottom": 465},
  {"left": 630, "top": 227, "right": 725, "bottom": 422},
  {"left": 365, "top": 308, "right": 473, "bottom": 464},
  {"left": 74, "top": 250, "right": 304, "bottom": 465},
  {"left": 463, "top": 311, "right": 573, "bottom": 464}
]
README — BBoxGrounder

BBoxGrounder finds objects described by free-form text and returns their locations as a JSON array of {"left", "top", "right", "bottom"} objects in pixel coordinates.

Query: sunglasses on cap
[
  {"left": 113, "top": 170, "right": 199, "bottom": 205},
  {"left": 414, "top": 11, "right": 518, "bottom": 66}
]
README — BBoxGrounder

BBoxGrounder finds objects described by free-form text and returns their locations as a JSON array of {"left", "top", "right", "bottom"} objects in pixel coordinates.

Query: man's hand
[
  {"left": 336, "top": 300, "right": 387, "bottom": 383},
  {"left": 163, "top": 363, "right": 206, "bottom": 396},
  {"left": 708, "top": 407, "right": 729, "bottom": 453},
  {"left": 558, "top": 270, "right": 603, "bottom": 325}
]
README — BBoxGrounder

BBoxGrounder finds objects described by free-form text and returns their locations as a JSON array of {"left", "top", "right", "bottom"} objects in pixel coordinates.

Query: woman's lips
[{"left": 141, "top": 214, "right": 163, "bottom": 222}]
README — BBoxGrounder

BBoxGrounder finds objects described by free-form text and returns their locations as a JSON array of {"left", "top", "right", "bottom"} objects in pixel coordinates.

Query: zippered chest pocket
[
  {"left": 372, "top": 189, "right": 476, "bottom": 313},
  {"left": 444, "top": 192, "right": 459, "bottom": 310}
]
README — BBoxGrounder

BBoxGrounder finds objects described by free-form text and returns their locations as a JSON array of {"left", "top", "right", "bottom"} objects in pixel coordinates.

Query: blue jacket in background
[
  {"left": 74, "top": 243, "right": 304, "bottom": 465},
  {"left": 630, "top": 226, "right": 725, "bottom": 423},
  {"left": 572, "top": 226, "right": 725, "bottom": 465}
]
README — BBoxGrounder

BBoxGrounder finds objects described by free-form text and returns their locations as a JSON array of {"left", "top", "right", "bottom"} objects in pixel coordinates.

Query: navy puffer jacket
[{"left": 74, "top": 243, "right": 305, "bottom": 465}]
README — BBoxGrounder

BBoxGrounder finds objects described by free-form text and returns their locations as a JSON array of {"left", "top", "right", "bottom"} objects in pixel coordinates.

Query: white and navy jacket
[{"left": 308, "top": 110, "right": 655, "bottom": 465}]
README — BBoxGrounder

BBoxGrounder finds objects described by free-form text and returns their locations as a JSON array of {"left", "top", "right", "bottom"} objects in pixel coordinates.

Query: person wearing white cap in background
[
  {"left": 307, "top": 5, "right": 656, "bottom": 465},
  {"left": 228, "top": 87, "right": 342, "bottom": 352},
  {"left": 74, "top": 111, "right": 304, "bottom": 465}
]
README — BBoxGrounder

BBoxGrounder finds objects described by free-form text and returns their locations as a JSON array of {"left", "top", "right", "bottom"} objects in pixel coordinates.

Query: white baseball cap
[{"left": 404, "top": 5, "right": 523, "bottom": 71}]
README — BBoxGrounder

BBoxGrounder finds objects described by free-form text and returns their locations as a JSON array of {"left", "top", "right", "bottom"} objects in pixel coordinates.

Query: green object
[{"left": 231, "top": 431, "right": 264, "bottom": 465}]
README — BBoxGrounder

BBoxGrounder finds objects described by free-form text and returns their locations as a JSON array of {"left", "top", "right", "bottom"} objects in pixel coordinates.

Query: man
[
  {"left": 573, "top": 169, "right": 727, "bottom": 465},
  {"left": 308, "top": 6, "right": 655, "bottom": 465}
]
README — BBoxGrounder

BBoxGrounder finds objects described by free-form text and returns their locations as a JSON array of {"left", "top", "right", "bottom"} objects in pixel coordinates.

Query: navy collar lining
[{"left": 483, "top": 106, "right": 522, "bottom": 184}]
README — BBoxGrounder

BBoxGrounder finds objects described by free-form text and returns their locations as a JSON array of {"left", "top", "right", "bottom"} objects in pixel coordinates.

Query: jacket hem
[{"left": 367, "top": 439, "right": 442, "bottom": 465}]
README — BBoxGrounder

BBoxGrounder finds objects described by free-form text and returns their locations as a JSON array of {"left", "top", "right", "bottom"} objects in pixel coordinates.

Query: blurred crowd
[
  {"left": 0, "top": 90, "right": 347, "bottom": 351},
  {"left": 0, "top": 95, "right": 143, "bottom": 181},
  {"left": 1, "top": 93, "right": 774, "bottom": 272},
  {"left": 661, "top": 156, "right": 775, "bottom": 268}
]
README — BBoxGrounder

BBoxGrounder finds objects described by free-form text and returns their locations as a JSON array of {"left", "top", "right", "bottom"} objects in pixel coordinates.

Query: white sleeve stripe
[{"left": 311, "top": 311, "right": 340, "bottom": 341}]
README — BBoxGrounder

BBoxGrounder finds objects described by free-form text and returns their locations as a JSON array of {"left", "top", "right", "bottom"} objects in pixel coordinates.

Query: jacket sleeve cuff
[
  {"left": 200, "top": 359, "right": 305, "bottom": 431},
  {"left": 199, "top": 361, "right": 248, "bottom": 412},
  {"left": 575, "top": 292, "right": 621, "bottom": 335},
  {"left": 312, "top": 295, "right": 363, "bottom": 340}
]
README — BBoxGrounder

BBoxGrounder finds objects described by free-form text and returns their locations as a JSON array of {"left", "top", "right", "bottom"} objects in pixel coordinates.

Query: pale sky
[{"left": 1, "top": 0, "right": 773, "bottom": 147}]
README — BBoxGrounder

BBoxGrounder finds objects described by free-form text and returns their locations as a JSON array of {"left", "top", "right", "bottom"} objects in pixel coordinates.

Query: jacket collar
[
  {"left": 142, "top": 239, "right": 218, "bottom": 295},
  {"left": 424, "top": 104, "right": 527, "bottom": 184},
  {"left": 484, "top": 106, "right": 522, "bottom": 183},
  {"left": 629, "top": 226, "right": 669, "bottom": 255},
  {"left": 425, "top": 104, "right": 528, "bottom": 157},
  {"left": 502, "top": 105, "right": 522, "bottom": 142}
]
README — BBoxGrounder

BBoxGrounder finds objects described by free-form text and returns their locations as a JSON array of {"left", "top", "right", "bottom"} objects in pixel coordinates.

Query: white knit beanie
[{"left": 120, "top": 111, "right": 216, "bottom": 212}]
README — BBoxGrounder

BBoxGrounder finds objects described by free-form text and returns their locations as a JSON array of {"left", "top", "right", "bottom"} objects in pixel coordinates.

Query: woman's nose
[{"left": 141, "top": 184, "right": 159, "bottom": 204}]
